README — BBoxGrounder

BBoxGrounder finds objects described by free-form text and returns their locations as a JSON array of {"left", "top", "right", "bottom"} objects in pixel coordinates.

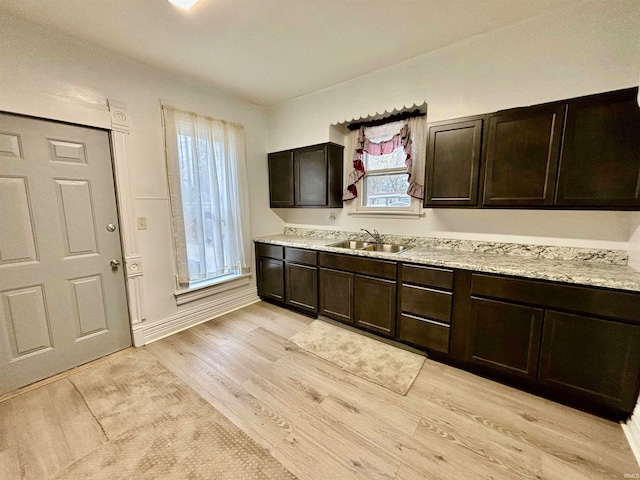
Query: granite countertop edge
[{"left": 253, "top": 234, "right": 640, "bottom": 293}]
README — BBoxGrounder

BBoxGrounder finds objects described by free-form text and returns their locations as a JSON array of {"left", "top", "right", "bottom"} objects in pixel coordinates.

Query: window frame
[
  {"left": 355, "top": 150, "right": 421, "bottom": 215},
  {"left": 162, "top": 104, "right": 250, "bottom": 302}
]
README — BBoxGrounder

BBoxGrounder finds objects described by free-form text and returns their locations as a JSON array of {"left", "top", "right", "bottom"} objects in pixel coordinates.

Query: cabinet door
[
  {"left": 539, "top": 311, "right": 640, "bottom": 411},
  {"left": 466, "top": 297, "right": 543, "bottom": 380},
  {"left": 354, "top": 274, "right": 397, "bottom": 337},
  {"left": 285, "top": 262, "right": 318, "bottom": 313},
  {"left": 268, "top": 151, "right": 294, "bottom": 207},
  {"left": 483, "top": 104, "right": 564, "bottom": 206},
  {"left": 425, "top": 116, "right": 483, "bottom": 207},
  {"left": 257, "top": 257, "right": 284, "bottom": 301},
  {"left": 295, "top": 145, "right": 327, "bottom": 206},
  {"left": 555, "top": 88, "right": 640, "bottom": 207},
  {"left": 319, "top": 268, "right": 353, "bottom": 324}
]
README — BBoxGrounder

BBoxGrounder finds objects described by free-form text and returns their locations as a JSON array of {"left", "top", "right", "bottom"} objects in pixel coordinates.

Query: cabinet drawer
[
  {"left": 256, "top": 243, "right": 284, "bottom": 260},
  {"left": 471, "top": 273, "right": 640, "bottom": 324},
  {"left": 319, "top": 252, "right": 396, "bottom": 280},
  {"left": 401, "top": 284, "right": 452, "bottom": 323},
  {"left": 285, "top": 247, "right": 317, "bottom": 266},
  {"left": 398, "top": 314, "right": 450, "bottom": 353},
  {"left": 402, "top": 264, "right": 453, "bottom": 290}
]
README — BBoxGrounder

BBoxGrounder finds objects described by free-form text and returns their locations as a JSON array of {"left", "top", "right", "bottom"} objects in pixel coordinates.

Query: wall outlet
[{"left": 137, "top": 217, "right": 147, "bottom": 230}]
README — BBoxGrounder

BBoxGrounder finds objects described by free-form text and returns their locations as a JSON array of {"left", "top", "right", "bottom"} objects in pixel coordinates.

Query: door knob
[
  {"left": 110, "top": 259, "right": 121, "bottom": 269},
  {"left": 106, "top": 223, "right": 117, "bottom": 232}
]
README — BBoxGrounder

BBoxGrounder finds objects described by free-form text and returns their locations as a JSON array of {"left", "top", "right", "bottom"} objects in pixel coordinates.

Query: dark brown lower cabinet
[
  {"left": 466, "top": 297, "right": 543, "bottom": 381},
  {"left": 256, "top": 244, "right": 317, "bottom": 316},
  {"left": 354, "top": 274, "right": 397, "bottom": 337},
  {"left": 319, "top": 268, "right": 354, "bottom": 324},
  {"left": 285, "top": 262, "right": 317, "bottom": 314},
  {"left": 257, "top": 245, "right": 640, "bottom": 419},
  {"left": 257, "top": 257, "right": 284, "bottom": 301},
  {"left": 539, "top": 311, "right": 640, "bottom": 411}
]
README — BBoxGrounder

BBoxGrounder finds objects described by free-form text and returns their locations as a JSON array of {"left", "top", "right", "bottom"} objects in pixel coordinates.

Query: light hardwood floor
[{"left": 2, "top": 300, "right": 639, "bottom": 479}]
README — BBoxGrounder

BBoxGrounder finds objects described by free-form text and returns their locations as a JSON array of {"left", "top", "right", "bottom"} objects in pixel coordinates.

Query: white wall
[
  {"left": 268, "top": 0, "right": 640, "bottom": 251},
  {"left": 0, "top": 13, "right": 284, "bottom": 324}
]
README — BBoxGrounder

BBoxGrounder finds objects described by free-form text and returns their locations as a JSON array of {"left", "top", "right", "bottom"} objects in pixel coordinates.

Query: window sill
[
  {"left": 174, "top": 273, "right": 251, "bottom": 306},
  {"left": 348, "top": 211, "right": 425, "bottom": 219}
]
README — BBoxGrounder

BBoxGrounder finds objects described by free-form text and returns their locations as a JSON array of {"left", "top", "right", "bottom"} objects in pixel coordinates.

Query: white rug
[{"left": 289, "top": 320, "right": 425, "bottom": 395}]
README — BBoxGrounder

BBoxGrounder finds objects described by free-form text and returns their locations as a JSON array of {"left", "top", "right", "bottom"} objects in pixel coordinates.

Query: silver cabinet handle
[
  {"left": 110, "top": 259, "right": 121, "bottom": 269},
  {"left": 106, "top": 224, "right": 117, "bottom": 232}
]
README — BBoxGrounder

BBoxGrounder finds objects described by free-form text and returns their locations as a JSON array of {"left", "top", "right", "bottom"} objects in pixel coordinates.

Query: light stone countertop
[{"left": 253, "top": 233, "right": 640, "bottom": 293}]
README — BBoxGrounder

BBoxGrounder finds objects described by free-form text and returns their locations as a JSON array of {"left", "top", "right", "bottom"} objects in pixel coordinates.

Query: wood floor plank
[
  {"left": 239, "top": 302, "right": 313, "bottom": 338},
  {"left": 394, "top": 464, "right": 439, "bottom": 480},
  {"left": 243, "top": 370, "right": 402, "bottom": 479},
  {"left": 413, "top": 410, "right": 543, "bottom": 478},
  {"left": 226, "top": 326, "right": 293, "bottom": 362},
  {"left": 0, "top": 401, "right": 21, "bottom": 480},
  {"left": 418, "top": 360, "right": 636, "bottom": 475},
  {"left": 247, "top": 373, "right": 400, "bottom": 479},
  {"left": 46, "top": 379, "right": 107, "bottom": 461},
  {"left": 144, "top": 341, "right": 276, "bottom": 453},
  {"left": 319, "top": 394, "right": 511, "bottom": 479},
  {"left": 161, "top": 348, "right": 294, "bottom": 447},
  {"left": 275, "top": 427, "right": 374, "bottom": 480},
  {"left": 7, "top": 386, "right": 74, "bottom": 479},
  {"left": 0, "top": 449, "right": 21, "bottom": 480},
  {"left": 272, "top": 355, "right": 421, "bottom": 437}
]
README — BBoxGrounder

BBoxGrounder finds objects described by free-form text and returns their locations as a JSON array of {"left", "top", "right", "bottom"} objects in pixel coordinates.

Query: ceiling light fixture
[{"left": 168, "top": 0, "right": 200, "bottom": 10}]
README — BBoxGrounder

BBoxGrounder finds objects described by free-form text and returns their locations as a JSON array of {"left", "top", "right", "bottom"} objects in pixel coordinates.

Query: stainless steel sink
[
  {"left": 363, "top": 244, "right": 410, "bottom": 253},
  {"left": 327, "top": 240, "right": 371, "bottom": 249},
  {"left": 328, "top": 240, "right": 411, "bottom": 253}
]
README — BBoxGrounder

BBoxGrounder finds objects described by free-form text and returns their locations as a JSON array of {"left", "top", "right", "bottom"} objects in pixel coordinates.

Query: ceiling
[{"left": 0, "top": 0, "right": 581, "bottom": 106}]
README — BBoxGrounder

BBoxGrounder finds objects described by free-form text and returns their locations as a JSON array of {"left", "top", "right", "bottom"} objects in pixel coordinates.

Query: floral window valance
[{"left": 343, "top": 116, "right": 426, "bottom": 201}]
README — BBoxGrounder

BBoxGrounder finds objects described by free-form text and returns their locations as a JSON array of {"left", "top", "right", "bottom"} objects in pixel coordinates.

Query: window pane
[
  {"left": 363, "top": 173, "right": 411, "bottom": 207},
  {"left": 363, "top": 147, "right": 406, "bottom": 171}
]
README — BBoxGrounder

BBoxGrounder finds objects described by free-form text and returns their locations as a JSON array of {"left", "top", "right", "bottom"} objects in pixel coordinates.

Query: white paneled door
[{"left": 0, "top": 112, "right": 131, "bottom": 395}]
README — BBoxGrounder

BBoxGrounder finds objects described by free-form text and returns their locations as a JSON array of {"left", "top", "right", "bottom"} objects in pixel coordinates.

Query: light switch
[{"left": 137, "top": 217, "right": 147, "bottom": 230}]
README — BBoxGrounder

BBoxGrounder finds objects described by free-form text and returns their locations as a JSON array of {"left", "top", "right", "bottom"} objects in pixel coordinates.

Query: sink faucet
[{"left": 361, "top": 228, "right": 383, "bottom": 243}]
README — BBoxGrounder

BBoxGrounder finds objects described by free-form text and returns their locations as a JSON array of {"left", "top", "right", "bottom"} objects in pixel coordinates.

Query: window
[
  {"left": 360, "top": 144, "right": 412, "bottom": 211},
  {"left": 162, "top": 105, "right": 251, "bottom": 290},
  {"left": 345, "top": 117, "right": 426, "bottom": 215}
]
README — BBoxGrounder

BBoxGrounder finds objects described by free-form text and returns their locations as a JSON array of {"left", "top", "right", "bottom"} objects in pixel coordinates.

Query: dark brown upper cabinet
[
  {"left": 268, "top": 142, "right": 344, "bottom": 208},
  {"left": 555, "top": 88, "right": 640, "bottom": 208},
  {"left": 482, "top": 103, "right": 565, "bottom": 206},
  {"left": 424, "top": 115, "right": 484, "bottom": 207},
  {"left": 268, "top": 151, "right": 294, "bottom": 207}
]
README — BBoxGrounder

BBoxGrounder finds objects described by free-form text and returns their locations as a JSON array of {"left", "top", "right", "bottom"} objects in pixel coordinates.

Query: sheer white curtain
[{"left": 162, "top": 105, "right": 251, "bottom": 286}]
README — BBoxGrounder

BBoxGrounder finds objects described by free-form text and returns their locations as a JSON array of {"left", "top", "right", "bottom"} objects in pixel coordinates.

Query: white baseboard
[
  {"left": 622, "top": 417, "right": 640, "bottom": 467},
  {"left": 131, "top": 287, "right": 260, "bottom": 346}
]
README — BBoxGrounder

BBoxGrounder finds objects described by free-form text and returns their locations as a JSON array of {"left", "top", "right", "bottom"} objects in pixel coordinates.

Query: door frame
[{"left": 0, "top": 91, "right": 145, "bottom": 346}]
